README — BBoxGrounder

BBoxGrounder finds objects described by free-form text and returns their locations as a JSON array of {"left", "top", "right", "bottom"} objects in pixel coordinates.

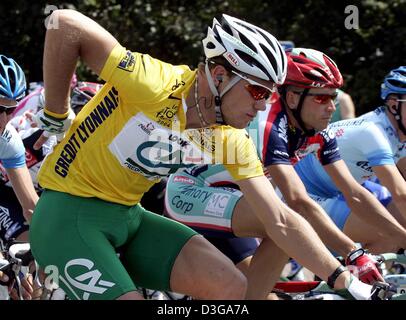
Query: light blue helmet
[
  {"left": 381, "top": 66, "right": 406, "bottom": 100},
  {"left": 0, "top": 55, "right": 26, "bottom": 100}
]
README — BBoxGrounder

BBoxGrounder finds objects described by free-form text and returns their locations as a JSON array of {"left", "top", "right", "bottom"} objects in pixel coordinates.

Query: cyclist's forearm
[
  {"left": 392, "top": 194, "right": 406, "bottom": 222},
  {"left": 291, "top": 200, "right": 355, "bottom": 256},
  {"left": 347, "top": 189, "right": 406, "bottom": 243},
  {"left": 6, "top": 167, "right": 38, "bottom": 212},
  {"left": 239, "top": 177, "right": 343, "bottom": 281},
  {"left": 261, "top": 204, "right": 342, "bottom": 281}
]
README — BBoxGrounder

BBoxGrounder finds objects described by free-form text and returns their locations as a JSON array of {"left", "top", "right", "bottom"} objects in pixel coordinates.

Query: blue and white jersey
[
  {"left": 0, "top": 123, "right": 26, "bottom": 171},
  {"left": 0, "top": 127, "right": 56, "bottom": 189},
  {"left": 295, "top": 106, "right": 406, "bottom": 197}
]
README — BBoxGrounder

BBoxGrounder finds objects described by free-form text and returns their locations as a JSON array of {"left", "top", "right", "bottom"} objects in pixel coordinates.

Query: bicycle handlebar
[
  {"left": 380, "top": 253, "right": 406, "bottom": 264},
  {"left": 9, "top": 243, "right": 33, "bottom": 266}
]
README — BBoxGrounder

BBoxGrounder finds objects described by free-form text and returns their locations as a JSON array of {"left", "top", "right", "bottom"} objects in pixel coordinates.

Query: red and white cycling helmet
[
  {"left": 280, "top": 48, "right": 343, "bottom": 137},
  {"left": 284, "top": 48, "right": 343, "bottom": 89}
]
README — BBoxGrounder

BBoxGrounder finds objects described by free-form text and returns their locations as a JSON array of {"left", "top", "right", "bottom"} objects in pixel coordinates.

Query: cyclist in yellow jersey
[{"left": 30, "top": 9, "right": 376, "bottom": 300}]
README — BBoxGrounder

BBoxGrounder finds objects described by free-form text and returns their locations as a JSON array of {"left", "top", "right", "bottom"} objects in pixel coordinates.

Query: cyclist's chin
[
  {"left": 228, "top": 120, "right": 247, "bottom": 129},
  {"left": 314, "top": 120, "right": 330, "bottom": 131},
  {"left": 223, "top": 115, "right": 249, "bottom": 129}
]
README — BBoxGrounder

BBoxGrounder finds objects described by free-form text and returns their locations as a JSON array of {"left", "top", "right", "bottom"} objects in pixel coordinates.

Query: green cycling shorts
[{"left": 30, "top": 189, "right": 197, "bottom": 300}]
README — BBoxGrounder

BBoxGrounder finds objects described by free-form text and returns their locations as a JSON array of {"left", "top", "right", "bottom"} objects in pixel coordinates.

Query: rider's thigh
[
  {"left": 170, "top": 235, "right": 247, "bottom": 300},
  {"left": 231, "top": 197, "right": 267, "bottom": 238},
  {"left": 116, "top": 291, "right": 144, "bottom": 300}
]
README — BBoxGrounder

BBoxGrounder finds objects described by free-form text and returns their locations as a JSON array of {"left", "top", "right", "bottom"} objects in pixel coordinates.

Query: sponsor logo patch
[
  {"left": 225, "top": 52, "right": 239, "bottom": 66},
  {"left": 173, "top": 176, "right": 195, "bottom": 185},
  {"left": 61, "top": 258, "right": 116, "bottom": 300},
  {"left": 203, "top": 193, "right": 231, "bottom": 218},
  {"left": 118, "top": 51, "right": 135, "bottom": 72}
]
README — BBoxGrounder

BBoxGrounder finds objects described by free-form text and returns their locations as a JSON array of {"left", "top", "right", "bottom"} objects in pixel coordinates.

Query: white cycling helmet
[
  {"left": 202, "top": 15, "right": 287, "bottom": 124},
  {"left": 202, "top": 14, "right": 287, "bottom": 84}
]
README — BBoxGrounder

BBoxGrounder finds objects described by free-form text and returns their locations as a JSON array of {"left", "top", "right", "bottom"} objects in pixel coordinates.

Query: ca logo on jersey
[{"left": 58, "top": 258, "right": 116, "bottom": 300}]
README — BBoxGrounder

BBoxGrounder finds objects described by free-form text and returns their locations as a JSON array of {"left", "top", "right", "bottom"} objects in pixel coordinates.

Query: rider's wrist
[
  {"left": 327, "top": 265, "right": 348, "bottom": 289},
  {"left": 44, "top": 108, "right": 70, "bottom": 120},
  {"left": 346, "top": 244, "right": 364, "bottom": 263}
]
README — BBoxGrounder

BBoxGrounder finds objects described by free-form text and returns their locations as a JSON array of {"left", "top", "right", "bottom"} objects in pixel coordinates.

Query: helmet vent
[
  {"left": 257, "top": 29, "right": 277, "bottom": 53},
  {"left": 303, "top": 71, "right": 325, "bottom": 83},
  {"left": 8, "top": 69, "right": 16, "bottom": 89},
  {"left": 235, "top": 21, "right": 257, "bottom": 35},
  {"left": 260, "top": 44, "right": 278, "bottom": 79},
  {"left": 206, "top": 41, "right": 216, "bottom": 49},
  {"left": 222, "top": 22, "right": 233, "bottom": 36},
  {"left": 397, "top": 70, "right": 406, "bottom": 77},
  {"left": 388, "top": 79, "right": 406, "bottom": 89},
  {"left": 291, "top": 56, "right": 307, "bottom": 64},
  {"left": 0, "top": 58, "right": 7, "bottom": 78},
  {"left": 239, "top": 33, "right": 257, "bottom": 53},
  {"left": 236, "top": 49, "right": 269, "bottom": 79}
]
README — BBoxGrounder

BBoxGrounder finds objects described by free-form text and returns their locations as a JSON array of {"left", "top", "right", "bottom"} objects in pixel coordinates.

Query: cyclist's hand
[
  {"left": 33, "top": 108, "right": 75, "bottom": 150},
  {"left": 0, "top": 260, "right": 13, "bottom": 286},
  {"left": 24, "top": 111, "right": 37, "bottom": 128},
  {"left": 346, "top": 248, "right": 384, "bottom": 284},
  {"left": 0, "top": 271, "right": 9, "bottom": 284},
  {"left": 22, "top": 208, "right": 34, "bottom": 224},
  {"left": 9, "top": 273, "right": 34, "bottom": 300}
]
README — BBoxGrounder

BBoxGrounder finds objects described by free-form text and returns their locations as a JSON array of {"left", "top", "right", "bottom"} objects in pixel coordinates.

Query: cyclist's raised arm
[
  {"left": 33, "top": 9, "right": 118, "bottom": 150},
  {"left": 373, "top": 164, "right": 406, "bottom": 224},
  {"left": 43, "top": 9, "right": 118, "bottom": 114}
]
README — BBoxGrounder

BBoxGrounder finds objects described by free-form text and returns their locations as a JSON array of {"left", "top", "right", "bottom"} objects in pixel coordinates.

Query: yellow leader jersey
[{"left": 38, "top": 44, "right": 263, "bottom": 206}]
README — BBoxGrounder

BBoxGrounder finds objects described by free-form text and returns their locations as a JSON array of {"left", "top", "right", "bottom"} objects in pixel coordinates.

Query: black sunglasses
[{"left": 0, "top": 104, "right": 17, "bottom": 115}]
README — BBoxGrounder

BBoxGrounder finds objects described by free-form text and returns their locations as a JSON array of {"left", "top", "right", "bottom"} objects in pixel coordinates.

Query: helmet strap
[
  {"left": 388, "top": 96, "right": 406, "bottom": 136},
  {"left": 286, "top": 88, "right": 316, "bottom": 137},
  {"left": 204, "top": 62, "right": 241, "bottom": 124}
]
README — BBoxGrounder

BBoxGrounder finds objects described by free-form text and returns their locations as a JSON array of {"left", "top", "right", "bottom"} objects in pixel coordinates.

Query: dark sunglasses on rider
[
  {"left": 0, "top": 104, "right": 17, "bottom": 115},
  {"left": 293, "top": 91, "right": 338, "bottom": 104},
  {"left": 232, "top": 70, "right": 276, "bottom": 101}
]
